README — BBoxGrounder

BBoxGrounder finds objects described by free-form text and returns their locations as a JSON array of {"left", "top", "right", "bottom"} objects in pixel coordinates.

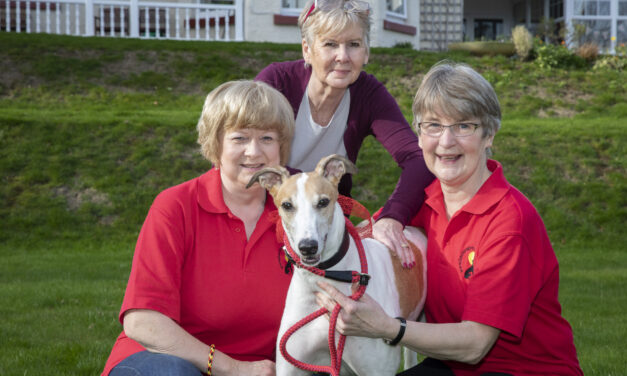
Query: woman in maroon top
[{"left": 256, "top": 0, "right": 433, "bottom": 268}]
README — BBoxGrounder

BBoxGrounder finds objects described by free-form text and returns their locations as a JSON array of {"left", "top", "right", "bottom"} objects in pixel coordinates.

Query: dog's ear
[
  {"left": 315, "top": 154, "right": 358, "bottom": 187},
  {"left": 247, "top": 166, "right": 290, "bottom": 197}
]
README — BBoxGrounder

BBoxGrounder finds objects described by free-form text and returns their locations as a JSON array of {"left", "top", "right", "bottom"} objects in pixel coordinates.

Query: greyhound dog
[{"left": 247, "top": 154, "right": 427, "bottom": 376}]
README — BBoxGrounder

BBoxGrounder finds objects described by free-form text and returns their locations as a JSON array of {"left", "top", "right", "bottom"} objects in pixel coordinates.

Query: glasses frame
[
  {"left": 303, "top": 0, "right": 371, "bottom": 23},
  {"left": 417, "top": 122, "right": 481, "bottom": 138}
]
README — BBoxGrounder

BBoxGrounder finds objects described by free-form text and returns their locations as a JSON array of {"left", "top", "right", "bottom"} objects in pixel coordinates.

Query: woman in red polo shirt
[
  {"left": 316, "top": 62, "right": 583, "bottom": 375},
  {"left": 102, "top": 80, "right": 295, "bottom": 376}
]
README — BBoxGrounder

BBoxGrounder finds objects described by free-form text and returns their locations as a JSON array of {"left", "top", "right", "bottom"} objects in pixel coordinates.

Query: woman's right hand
[
  {"left": 372, "top": 217, "right": 416, "bottom": 268},
  {"left": 123, "top": 310, "right": 276, "bottom": 376},
  {"left": 226, "top": 358, "right": 276, "bottom": 376}
]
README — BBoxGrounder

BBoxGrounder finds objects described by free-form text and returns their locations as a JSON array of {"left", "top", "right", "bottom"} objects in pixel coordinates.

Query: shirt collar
[
  {"left": 197, "top": 167, "right": 278, "bottom": 217},
  {"left": 197, "top": 168, "right": 229, "bottom": 214},
  {"left": 424, "top": 160, "right": 510, "bottom": 216}
]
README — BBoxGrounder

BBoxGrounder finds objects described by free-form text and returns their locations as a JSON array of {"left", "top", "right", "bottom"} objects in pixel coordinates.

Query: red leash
[{"left": 279, "top": 216, "right": 369, "bottom": 376}]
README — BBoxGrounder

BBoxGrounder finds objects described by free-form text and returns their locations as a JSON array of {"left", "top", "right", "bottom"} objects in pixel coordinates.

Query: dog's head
[{"left": 247, "top": 154, "right": 357, "bottom": 266}]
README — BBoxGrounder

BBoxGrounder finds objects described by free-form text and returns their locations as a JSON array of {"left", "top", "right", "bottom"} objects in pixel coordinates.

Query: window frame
[
  {"left": 280, "top": 0, "right": 307, "bottom": 16},
  {"left": 386, "top": 0, "right": 408, "bottom": 19}
]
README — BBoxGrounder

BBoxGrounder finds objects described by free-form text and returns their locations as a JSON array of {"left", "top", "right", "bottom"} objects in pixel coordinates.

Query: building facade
[
  {"left": 2, "top": 0, "right": 625, "bottom": 52},
  {"left": 246, "top": 0, "right": 626, "bottom": 52}
]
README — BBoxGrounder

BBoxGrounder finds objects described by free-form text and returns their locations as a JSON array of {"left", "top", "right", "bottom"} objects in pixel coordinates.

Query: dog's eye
[
  {"left": 281, "top": 202, "right": 294, "bottom": 211},
  {"left": 316, "top": 198, "right": 330, "bottom": 209}
]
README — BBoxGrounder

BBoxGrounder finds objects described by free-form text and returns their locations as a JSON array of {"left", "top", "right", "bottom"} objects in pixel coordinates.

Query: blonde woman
[
  {"left": 102, "top": 81, "right": 295, "bottom": 376},
  {"left": 256, "top": 0, "right": 434, "bottom": 268}
]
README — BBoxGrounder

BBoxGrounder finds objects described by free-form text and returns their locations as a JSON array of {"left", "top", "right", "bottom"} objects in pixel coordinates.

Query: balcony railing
[{"left": 1, "top": 0, "right": 243, "bottom": 41}]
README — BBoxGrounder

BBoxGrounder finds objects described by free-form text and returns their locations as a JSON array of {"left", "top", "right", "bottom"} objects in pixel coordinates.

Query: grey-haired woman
[{"left": 316, "top": 62, "right": 583, "bottom": 376}]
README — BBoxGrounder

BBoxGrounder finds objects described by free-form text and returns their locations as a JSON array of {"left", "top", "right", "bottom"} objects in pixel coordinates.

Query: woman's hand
[
  {"left": 225, "top": 358, "right": 276, "bottom": 376},
  {"left": 124, "top": 309, "right": 277, "bottom": 375},
  {"left": 372, "top": 217, "right": 416, "bottom": 268},
  {"left": 315, "top": 281, "right": 399, "bottom": 340}
]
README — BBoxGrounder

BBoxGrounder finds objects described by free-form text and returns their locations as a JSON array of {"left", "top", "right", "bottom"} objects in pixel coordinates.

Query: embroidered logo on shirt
[{"left": 458, "top": 246, "right": 475, "bottom": 279}]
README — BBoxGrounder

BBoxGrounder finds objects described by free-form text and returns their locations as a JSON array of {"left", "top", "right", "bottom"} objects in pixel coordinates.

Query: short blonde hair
[
  {"left": 298, "top": 0, "right": 371, "bottom": 54},
  {"left": 197, "top": 80, "right": 295, "bottom": 166},
  {"left": 412, "top": 61, "right": 501, "bottom": 140}
]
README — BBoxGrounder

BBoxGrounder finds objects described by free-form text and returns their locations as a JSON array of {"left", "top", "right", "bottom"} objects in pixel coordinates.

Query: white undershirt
[{"left": 288, "top": 88, "right": 350, "bottom": 172}]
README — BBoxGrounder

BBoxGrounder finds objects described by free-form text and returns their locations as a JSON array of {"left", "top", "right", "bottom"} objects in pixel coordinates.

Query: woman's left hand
[
  {"left": 372, "top": 218, "right": 415, "bottom": 268},
  {"left": 315, "top": 281, "right": 398, "bottom": 340}
]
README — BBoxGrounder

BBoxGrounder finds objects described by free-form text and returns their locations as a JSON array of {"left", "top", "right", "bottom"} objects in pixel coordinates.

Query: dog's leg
[
  {"left": 342, "top": 336, "right": 401, "bottom": 375},
  {"left": 403, "top": 347, "right": 419, "bottom": 370},
  {"left": 276, "top": 316, "right": 333, "bottom": 376},
  {"left": 276, "top": 273, "right": 335, "bottom": 376}
]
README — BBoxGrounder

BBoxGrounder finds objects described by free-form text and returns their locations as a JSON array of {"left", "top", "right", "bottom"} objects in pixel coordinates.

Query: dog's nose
[{"left": 298, "top": 239, "right": 318, "bottom": 256}]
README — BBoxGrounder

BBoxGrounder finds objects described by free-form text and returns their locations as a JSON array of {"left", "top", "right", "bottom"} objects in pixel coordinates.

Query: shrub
[
  {"left": 535, "top": 42, "right": 586, "bottom": 70},
  {"left": 593, "top": 56, "right": 626, "bottom": 71},
  {"left": 392, "top": 41, "right": 414, "bottom": 49},
  {"left": 512, "top": 25, "right": 533, "bottom": 60},
  {"left": 448, "top": 41, "right": 515, "bottom": 57},
  {"left": 575, "top": 43, "right": 599, "bottom": 63},
  {"left": 537, "top": 17, "right": 559, "bottom": 44}
]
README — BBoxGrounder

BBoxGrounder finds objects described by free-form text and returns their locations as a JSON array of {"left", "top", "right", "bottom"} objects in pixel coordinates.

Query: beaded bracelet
[{"left": 207, "top": 344, "right": 216, "bottom": 375}]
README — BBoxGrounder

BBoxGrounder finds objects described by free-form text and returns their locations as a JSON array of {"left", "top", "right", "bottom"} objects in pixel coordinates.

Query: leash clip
[
  {"left": 282, "top": 246, "right": 295, "bottom": 274},
  {"left": 358, "top": 273, "right": 370, "bottom": 286}
]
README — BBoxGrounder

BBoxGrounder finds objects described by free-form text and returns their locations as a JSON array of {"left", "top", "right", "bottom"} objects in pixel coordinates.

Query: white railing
[{"left": 1, "top": 0, "right": 243, "bottom": 41}]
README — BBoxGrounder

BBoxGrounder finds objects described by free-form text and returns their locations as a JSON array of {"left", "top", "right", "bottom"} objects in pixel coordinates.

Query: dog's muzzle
[{"left": 298, "top": 239, "right": 320, "bottom": 265}]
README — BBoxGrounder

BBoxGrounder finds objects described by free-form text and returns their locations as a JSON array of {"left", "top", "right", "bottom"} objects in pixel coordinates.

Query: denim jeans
[
  {"left": 397, "top": 358, "right": 512, "bottom": 376},
  {"left": 109, "top": 351, "right": 203, "bottom": 376}
]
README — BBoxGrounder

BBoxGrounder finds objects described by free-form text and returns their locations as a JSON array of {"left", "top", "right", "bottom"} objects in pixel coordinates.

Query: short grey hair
[
  {"left": 412, "top": 61, "right": 501, "bottom": 143},
  {"left": 298, "top": 0, "right": 372, "bottom": 54}
]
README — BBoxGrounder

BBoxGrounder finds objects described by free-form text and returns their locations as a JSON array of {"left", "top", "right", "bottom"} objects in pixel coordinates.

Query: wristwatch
[{"left": 383, "top": 317, "right": 407, "bottom": 346}]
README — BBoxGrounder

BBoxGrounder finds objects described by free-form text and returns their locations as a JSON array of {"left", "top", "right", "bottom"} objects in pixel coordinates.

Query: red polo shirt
[
  {"left": 410, "top": 160, "right": 582, "bottom": 375},
  {"left": 102, "top": 168, "right": 291, "bottom": 375}
]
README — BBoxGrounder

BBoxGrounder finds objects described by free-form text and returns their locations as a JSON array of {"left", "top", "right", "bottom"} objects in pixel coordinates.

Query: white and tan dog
[{"left": 248, "top": 155, "right": 427, "bottom": 376}]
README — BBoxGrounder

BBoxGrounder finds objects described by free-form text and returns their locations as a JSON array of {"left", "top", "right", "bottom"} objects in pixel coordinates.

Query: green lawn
[{"left": 0, "top": 33, "right": 625, "bottom": 375}]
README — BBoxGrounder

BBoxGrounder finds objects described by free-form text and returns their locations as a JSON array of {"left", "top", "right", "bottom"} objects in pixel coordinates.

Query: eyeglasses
[
  {"left": 303, "top": 0, "right": 371, "bottom": 24},
  {"left": 418, "top": 122, "right": 480, "bottom": 137}
]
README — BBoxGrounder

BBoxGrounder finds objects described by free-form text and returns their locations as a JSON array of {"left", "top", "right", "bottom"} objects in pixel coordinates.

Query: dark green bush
[{"left": 448, "top": 41, "right": 515, "bottom": 57}]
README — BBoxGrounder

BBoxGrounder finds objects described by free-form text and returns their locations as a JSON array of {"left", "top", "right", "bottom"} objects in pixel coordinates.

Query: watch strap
[{"left": 383, "top": 317, "right": 406, "bottom": 346}]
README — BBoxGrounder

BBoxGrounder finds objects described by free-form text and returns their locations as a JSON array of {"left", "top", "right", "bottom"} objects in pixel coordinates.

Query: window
[
  {"left": 387, "top": 0, "right": 406, "bottom": 18},
  {"left": 573, "top": 1, "right": 610, "bottom": 16},
  {"left": 620, "top": 1, "right": 627, "bottom": 16},
  {"left": 550, "top": 0, "right": 564, "bottom": 19},
  {"left": 573, "top": 19, "right": 611, "bottom": 48},
  {"left": 282, "top": 0, "right": 308, "bottom": 8},
  {"left": 281, "top": 0, "right": 308, "bottom": 16},
  {"left": 197, "top": 0, "right": 234, "bottom": 4},
  {"left": 513, "top": 0, "right": 544, "bottom": 24},
  {"left": 619, "top": 21, "right": 627, "bottom": 45},
  {"left": 474, "top": 19, "right": 503, "bottom": 41}
]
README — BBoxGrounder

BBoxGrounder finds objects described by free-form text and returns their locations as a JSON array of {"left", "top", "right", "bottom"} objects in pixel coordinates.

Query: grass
[{"left": 0, "top": 32, "right": 626, "bottom": 375}]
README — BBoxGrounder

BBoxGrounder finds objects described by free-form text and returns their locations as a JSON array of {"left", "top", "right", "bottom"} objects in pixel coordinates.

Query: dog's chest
[{"left": 283, "top": 270, "right": 351, "bottom": 313}]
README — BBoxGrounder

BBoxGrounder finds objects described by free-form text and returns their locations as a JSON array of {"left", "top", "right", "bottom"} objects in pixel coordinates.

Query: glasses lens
[
  {"left": 317, "top": 0, "right": 370, "bottom": 13},
  {"left": 316, "top": 0, "right": 341, "bottom": 11},
  {"left": 421, "top": 123, "right": 442, "bottom": 136},
  {"left": 454, "top": 123, "right": 477, "bottom": 137},
  {"left": 344, "top": 0, "right": 370, "bottom": 12},
  {"left": 420, "top": 123, "right": 478, "bottom": 137}
]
